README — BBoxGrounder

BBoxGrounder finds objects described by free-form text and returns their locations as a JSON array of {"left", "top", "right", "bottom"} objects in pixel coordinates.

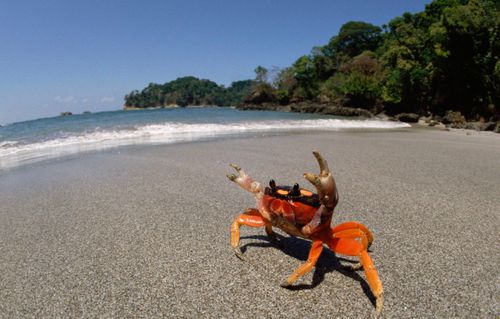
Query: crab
[{"left": 227, "top": 151, "right": 383, "bottom": 315}]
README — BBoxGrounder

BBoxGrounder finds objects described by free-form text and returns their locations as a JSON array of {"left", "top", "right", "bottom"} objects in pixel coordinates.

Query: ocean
[{"left": 0, "top": 107, "right": 409, "bottom": 171}]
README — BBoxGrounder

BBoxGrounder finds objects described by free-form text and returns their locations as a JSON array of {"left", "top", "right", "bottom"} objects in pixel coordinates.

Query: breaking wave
[{"left": 0, "top": 119, "right": 409, "bottom": 170}]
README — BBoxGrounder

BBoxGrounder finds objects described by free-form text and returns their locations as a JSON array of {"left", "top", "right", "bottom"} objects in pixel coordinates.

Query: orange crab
[{"left": 227, "top": 151, "right": 383, "bottom": 315}]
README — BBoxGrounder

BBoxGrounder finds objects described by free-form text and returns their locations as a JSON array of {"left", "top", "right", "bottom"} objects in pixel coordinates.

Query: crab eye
[
  {"left": 269, "top": 179, "right": 276, "bottom": 190},
  {"left": 289, "top": 183, "right": 300, "bottom": 196}
]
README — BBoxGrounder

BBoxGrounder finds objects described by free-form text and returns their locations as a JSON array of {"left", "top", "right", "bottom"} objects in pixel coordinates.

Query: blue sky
[{"left": 0, "top": 0, "right": 431, "bottom": 124}]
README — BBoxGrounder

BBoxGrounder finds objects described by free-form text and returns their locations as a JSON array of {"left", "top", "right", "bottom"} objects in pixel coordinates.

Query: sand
[{"left": 0, "top": 129, "right": 499, "bottom": 318}]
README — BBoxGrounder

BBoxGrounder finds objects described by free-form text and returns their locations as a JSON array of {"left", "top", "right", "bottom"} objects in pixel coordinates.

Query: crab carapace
[
  {"left": 227, "top": 151, "right": 384, "bottom": 316},
  {"left": 264, "top": 180, "right": 322, "bottom": 226}
]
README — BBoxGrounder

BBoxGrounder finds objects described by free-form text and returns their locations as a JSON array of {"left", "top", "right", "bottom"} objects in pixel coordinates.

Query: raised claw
[
  {"left": 312, "top": 150, "right": 330, "bottom": 176},
  {"left": 303, "top": 172, "right": 319, "bottom": 186},
  {"left": 304, "top": 151, "right": 339, "bottom": 210},
  {"left": 227, "top": 164, "right": 247, "bottom": 182},
  {"left": 227, "top": 163, "right": 263, "bottom": 197},
  {"left": 229, "top": 163, "right": 242, "bottom": 172}
]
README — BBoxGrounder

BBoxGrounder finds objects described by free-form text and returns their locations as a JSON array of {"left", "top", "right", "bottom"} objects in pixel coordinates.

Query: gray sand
[{"left": 0, "top": 129, "right": 499, "bottom": 318}]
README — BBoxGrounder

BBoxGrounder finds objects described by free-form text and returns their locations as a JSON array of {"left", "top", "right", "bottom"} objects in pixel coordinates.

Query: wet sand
[{"left": 0, "top": 129, "right": 498, "bottom": 318}]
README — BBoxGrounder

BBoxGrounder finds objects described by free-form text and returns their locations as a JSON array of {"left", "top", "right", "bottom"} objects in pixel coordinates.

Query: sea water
[{"left": 0, "top": 107, "right": 409, "bottom": 170}]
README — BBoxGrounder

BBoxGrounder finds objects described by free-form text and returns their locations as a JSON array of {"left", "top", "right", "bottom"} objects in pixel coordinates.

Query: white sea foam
[
  {"left": 0, "top": 141, "right": 19, "bottom": 148},
  {"left": 0, "top": 119, "right": 409, "bottom": 170}
]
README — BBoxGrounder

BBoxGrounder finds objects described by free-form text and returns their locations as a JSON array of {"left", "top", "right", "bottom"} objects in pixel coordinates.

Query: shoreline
[
  {"left": 1, "top": 125, "right": 498, "bottom": 175},
  {"left": 0, "top": 129, "right": 498, "bottom": 317},
  {"left": 123, "top": 103, "right": 500, "bottom": 133},
  {"left": 0, "top": 112, "right": 412, "bottom": 173}
]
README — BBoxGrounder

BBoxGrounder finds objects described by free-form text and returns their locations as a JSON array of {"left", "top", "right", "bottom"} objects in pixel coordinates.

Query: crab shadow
[{"left": 240, "top": 234, "right": 377, "bottom": 308}]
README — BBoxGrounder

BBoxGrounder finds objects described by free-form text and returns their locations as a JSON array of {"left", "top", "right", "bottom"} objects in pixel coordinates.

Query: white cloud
[
  {"left": 100, "top": 96, "right": 115, "bottom": 103},
  {"left": 82, "top": 97, "right": 89, "bottom": 103},
  {"left": 54, "top": 95, "right": 77, "bottom": 103}
]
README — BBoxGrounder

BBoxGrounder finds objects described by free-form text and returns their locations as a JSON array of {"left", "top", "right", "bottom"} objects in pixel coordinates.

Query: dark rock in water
[
  {"left": 395, "top": 113, "right": 419, "bottom": 123},
  {"left": 489, "top": 113, "right": 500, "bottom": 122},
  {"left": 441, "top": 111, "right": 466, "bottom": 128},
  {"left": 60, "top": 112, "right": 73, "bottom": 116},
  {"left": 322, "top": 105, "right": 373, "bottom": 117},
  {"left": 240, "top": 103, "right": 283, "bottom": 112},
  {"left": 240, "top": 102, "right": 374, "bottom": 118},
  {"left": 433, "top": 115, "right": 443, "bottom": 122},
  {"left": 465, "top": 122, "right": 482, "bottom": 131},
  {"left": 83, "top": 111, "right": 91, "bottom": 114},
  {"left": 418, "top": 115, "right": 432, "bottom": 124},
  {"left": 374, "top": 112, "right": 391, "bottom": 121},
  {"left": 481, "top": 122, "right": 496, "bottom": 131}
]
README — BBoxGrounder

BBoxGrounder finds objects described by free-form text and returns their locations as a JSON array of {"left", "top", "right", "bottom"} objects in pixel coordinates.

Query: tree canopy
[
  {"left": 245, "top": 0, "right": 499, "bottom": 119},
  {"left": 125, "top": 0, "right": 499, "bottom": 120},
  {"left": 124, "top": 77, "right": 254, "bottom": 108}
]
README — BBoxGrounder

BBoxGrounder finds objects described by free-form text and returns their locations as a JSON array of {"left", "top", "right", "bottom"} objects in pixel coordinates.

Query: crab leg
[
  {"left": 332, "top": 228, "right": 371, "bottom": 250},
  {"left": 231, "top": 209, "right": 271, "bottom": 260},
  {"left": 326, "top": 236, "right": 384, "bottom": 315},
  {"left": 331, "top": 228, "right": 371, "bottom": 271},
  {"left": 280, "top": 240, "right": 324, "bottom": 287},
  {"left": 331, "top": 221, "right": 374, "bottom": 248}
]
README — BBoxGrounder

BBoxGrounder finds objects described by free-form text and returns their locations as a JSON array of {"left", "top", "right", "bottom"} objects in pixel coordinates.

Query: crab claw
[
  {"left": 227, "top": 164, "right": 246, "bottom": 183},
  {"left": 303, "top": 151, "right": 339, "bottom": 209},
  {"left": 227, "top": 164, "right": 263, "bottom": 196}
]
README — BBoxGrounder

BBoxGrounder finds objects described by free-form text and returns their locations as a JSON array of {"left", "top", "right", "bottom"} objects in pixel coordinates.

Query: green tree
[
  {"left": 291, "top": 55, "right": 319, "bottom": 100},
  {"left": 254, "top": 66, "right": 268, "bottom": 83},
  {"left": 323, "top": 52, "right": 384, "bottom": 107},
  {"left": 124, "top": 76, "right": 252, "bottom": 108},
  {"left": 324, "top": 21, "right": 382, "bottom": 58}
]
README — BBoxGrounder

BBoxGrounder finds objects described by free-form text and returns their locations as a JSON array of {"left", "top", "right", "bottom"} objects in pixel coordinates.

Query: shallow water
[{"left": 0, "top": 107, "right": 409, "bottom": 170}]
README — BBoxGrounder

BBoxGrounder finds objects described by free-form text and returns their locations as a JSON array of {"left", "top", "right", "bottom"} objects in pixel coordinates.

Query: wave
[
  {"left": 0, "top": 119, "right": 409, "bottom": 170},
  {"left": 0, "top": 141, "right": 19, "bottom": 148}
]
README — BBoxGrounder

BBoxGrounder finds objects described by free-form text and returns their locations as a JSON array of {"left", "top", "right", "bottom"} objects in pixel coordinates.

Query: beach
[{"left": 0, "top": 128, "right": 498, "bottom": 318}]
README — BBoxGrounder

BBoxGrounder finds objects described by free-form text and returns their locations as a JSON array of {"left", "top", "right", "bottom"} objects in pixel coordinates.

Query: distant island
[
  {"left": 124, "top": 0, "right": 499, "bottom": 131},
  {"left": 124, "top": 76, "right": 253, "bottom": 109}
]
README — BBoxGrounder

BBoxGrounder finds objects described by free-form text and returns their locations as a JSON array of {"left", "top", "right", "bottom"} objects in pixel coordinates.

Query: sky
[{"left": 0, "top": 0, "right": 432, "bottom": 124}]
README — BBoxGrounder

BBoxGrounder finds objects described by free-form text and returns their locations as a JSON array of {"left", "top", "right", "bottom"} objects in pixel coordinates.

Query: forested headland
[
  {"left": 124, "top": 76, "right": 253, "bottom": 108},
  {"left": 124, "top": 0, "right": 499, "bottom": 130}
]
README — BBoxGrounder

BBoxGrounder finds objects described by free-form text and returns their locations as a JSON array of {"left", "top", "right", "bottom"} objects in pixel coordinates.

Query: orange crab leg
[
  {"left": 231, "top": 209, "right": 274, "bottom": 259},
  {"left": 280, "top": 240, "right": 323, "bottom": 287},
  {"left": 332, "top": 228, "right": 370, "bottom": 250},
  {"left": 326, "top": 236, "right": 384, "bottom": 315},
  {"left": 331, "top": 221, "right": 374, "bottom": 248},
  {"left": 231, "top": 210, "right": 265, "bottom": 248}
]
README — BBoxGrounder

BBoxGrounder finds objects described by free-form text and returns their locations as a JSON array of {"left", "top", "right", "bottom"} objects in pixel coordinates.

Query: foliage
[
  {"left": 254, "top": 66, "right": 268, "bottom": 83},
  {"left": 224, "top": 80, "right": 255, "bottom": 106},
  {"left": 290, "top": 55, "right": 320, "bottom": 100},
  {"left": 124, "top": 77, "right": 254, "bottom": 108},
  {"left": 324, "top": 21, "right": 383, "bottom": 58},
  {"left": 249, "top": 0, "right": 499, "bottom": 119},
  {"left": 126, "top": 0, "right": 499, "bottom": 119},
  {"left": 323, "top": 52, "right": 384, "bottom": 107}
]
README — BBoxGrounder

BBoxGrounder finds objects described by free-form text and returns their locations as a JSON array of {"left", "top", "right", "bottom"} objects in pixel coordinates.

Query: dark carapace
[{"left": 264, "top": 179, "right": 320, "bottom": 208}]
